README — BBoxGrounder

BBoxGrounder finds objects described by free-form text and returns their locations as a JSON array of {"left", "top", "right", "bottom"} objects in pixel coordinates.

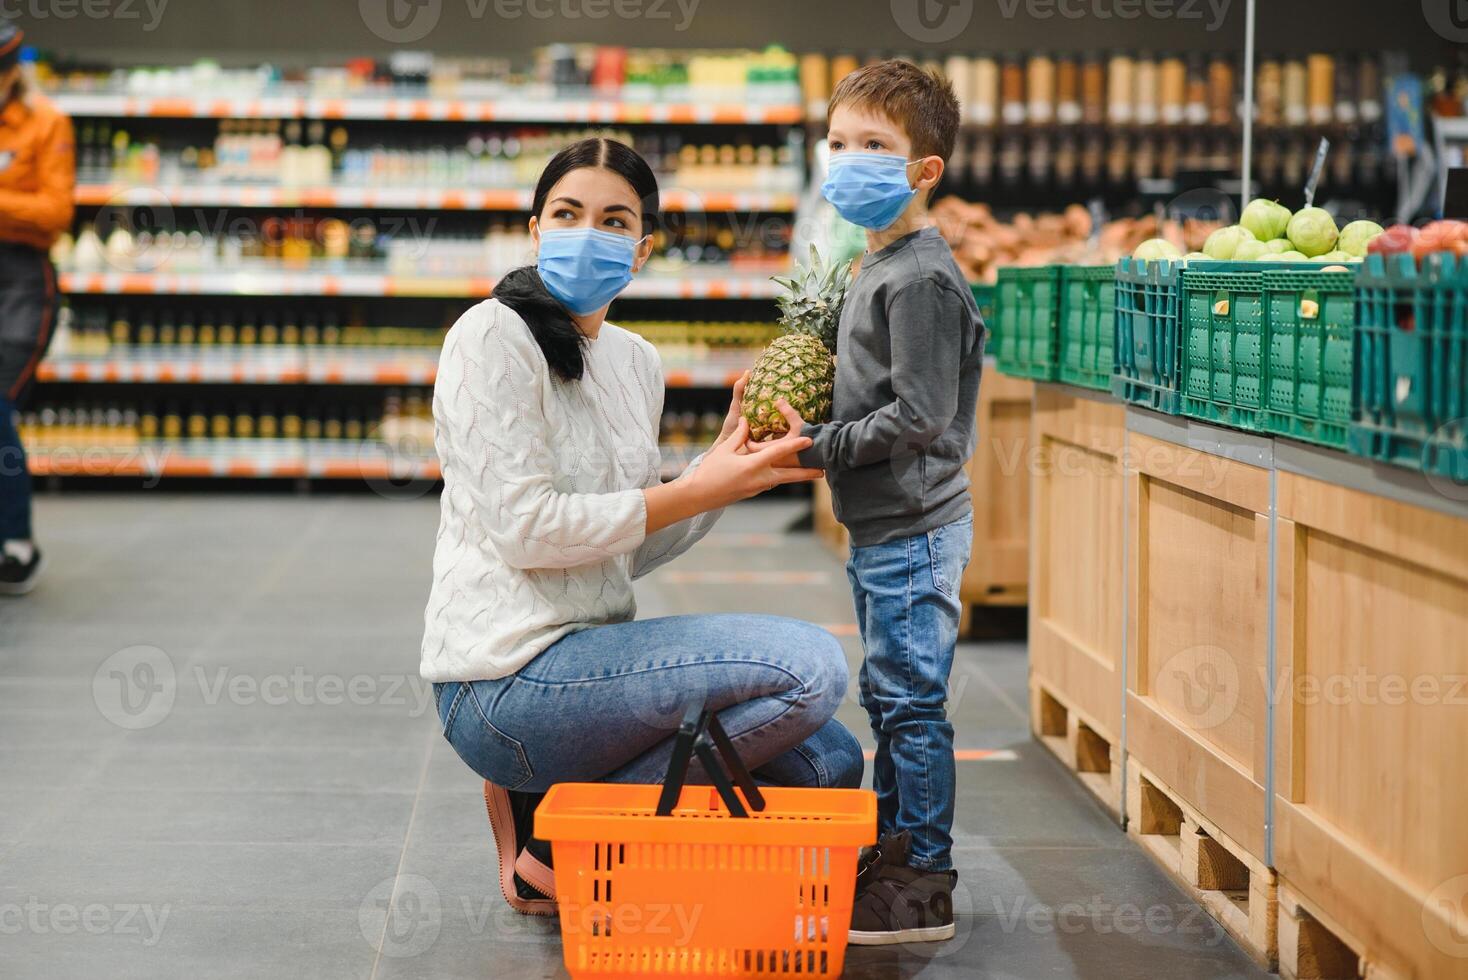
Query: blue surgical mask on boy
[
  {"left": 536, "top": 228, "right": 644, "bottom": 315},
  {"left": 821, "top": 152, "right": 922, "bottom": 231}
]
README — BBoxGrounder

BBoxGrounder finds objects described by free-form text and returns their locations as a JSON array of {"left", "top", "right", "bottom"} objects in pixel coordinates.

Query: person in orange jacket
[{"left": 0, "top": 25, "right": 74, "bottom": 595}]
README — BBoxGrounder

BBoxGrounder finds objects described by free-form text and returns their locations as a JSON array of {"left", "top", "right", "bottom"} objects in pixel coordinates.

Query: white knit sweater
[{"left": 420, "top": 298, "right": 721, "bottom": 682}]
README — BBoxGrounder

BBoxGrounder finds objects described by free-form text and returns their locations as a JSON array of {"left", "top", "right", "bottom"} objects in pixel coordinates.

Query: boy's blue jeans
[{"left": 847, "top": 512, "right": 972, "bottom": 872}]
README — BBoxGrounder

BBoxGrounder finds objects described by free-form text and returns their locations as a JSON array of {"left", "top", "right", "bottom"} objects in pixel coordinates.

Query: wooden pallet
[
  {"left": 1126, "top": 762, "right": 1278, "bottom": 969},
  {"left": 1029, "top": 678, "right": 1122, "bottom": 817},
  {"left": 1277, "top": 880, "right": 1412, "bottom": 980}
]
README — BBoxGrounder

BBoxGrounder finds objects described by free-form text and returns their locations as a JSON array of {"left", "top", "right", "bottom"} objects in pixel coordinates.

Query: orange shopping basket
[{"left": 535, "top": 703, "right": 877, "bottom": 978}]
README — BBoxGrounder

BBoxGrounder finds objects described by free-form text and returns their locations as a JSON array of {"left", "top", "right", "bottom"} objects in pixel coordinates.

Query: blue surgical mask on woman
[
  {"left": 536, "top": 228, "right": 644, "bottom": 315},
  {"left": 821, "top": 152, "right": 922, "bottom": 231}
]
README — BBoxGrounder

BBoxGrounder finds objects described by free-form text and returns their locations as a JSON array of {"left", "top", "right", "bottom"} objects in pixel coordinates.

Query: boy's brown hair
[{"left": 828, "top": 59, "right": 961, "bottom": 166}]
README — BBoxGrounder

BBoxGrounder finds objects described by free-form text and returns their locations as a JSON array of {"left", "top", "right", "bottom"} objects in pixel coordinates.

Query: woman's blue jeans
[{"left": 434, "top": 613, "right": 864, "bottom": 793}]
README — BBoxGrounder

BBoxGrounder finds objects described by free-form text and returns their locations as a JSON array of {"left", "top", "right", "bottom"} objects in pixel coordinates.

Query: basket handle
[{"left": 655, "top": 701, "right": 767, "bottom": 818}]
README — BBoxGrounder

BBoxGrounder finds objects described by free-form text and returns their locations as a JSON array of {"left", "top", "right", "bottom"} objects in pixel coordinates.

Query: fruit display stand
[
  {"left": 959, "top": 369, "right": 1033, "bottom": 610},
  {"left": 1123, "top": 410, "right": 1277, "bottom": 967},
  {"left": 1027, "top": 381, "right": 1127, "bottom": 814},
  {"left": 1270, "top": 442, "right": 1468, "bottom": 980},
  {"left": 810, "top": 478, "right": 848, "bottom": 560}
]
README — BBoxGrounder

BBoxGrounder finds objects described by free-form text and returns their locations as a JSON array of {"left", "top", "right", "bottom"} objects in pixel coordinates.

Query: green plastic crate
[
  {"left": 1350, "top": 252, "right": 1468, "bottom": 481},
  {"left": 971, "top": 283, "right": 996, "bottom": 326},
  {"left": 992, "top": 266, "right": 1060, "bottom": 381},
  {"left": 1057, "top": 265, "right": 1116, "bottom": 391},
  {"left": 1112, "top": 257, "right": 1185, "bottom": 413},
  {"left": 1261, "top": 269, "right": 1356, "bottom": 451},
  {"left": 1180, "top": 269, "right": 1270, "bottom": 430}
]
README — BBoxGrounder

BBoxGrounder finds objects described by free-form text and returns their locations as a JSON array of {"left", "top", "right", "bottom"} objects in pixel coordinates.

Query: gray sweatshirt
[{"left": 798, "top": 227, "right": 985, "bottom": 548}]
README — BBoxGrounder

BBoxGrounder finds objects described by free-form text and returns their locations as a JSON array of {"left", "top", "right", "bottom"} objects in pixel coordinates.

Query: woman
[
  {"left": 0, "top": 25, "right": 73, "bottom": 595},
  {"left": 422, "top": 137, "right": 863, "bottom": 915}
]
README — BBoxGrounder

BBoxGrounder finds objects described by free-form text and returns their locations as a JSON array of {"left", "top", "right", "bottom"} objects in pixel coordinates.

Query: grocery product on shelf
[
  {"left": 77, "top": 122, "right": 802, "bottom": 197},
  {"left": 742, "top": 246, "right": 850, "bottom": 442},
  {"left": 44, "top": 46, "right": 801, "bottom": 106}
]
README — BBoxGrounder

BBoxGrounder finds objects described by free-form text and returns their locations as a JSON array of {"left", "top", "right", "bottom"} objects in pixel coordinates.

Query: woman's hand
[
  {"left": 643, "top": 417, "right": 823, "bottom": 535},
  {"left": 744, "top": 399, "right": 810, "bottom": 457},
  {"left": 711, "top": 371, "right": 750, "bottom": 450}
]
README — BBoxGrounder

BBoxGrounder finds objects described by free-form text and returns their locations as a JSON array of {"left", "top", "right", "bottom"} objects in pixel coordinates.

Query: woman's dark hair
[{"left": 492, "top": 138, "right": 659, "bottom": 382}]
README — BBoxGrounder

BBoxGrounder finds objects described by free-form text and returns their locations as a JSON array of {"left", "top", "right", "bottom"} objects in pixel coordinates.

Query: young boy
[{"left": 777, "top": 60, "right": 983, "bottom": 944}]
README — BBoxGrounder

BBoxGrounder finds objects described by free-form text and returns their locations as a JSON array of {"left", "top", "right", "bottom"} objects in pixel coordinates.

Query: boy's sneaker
[
  {"left": 0, "top": 544, "right": 42, "bottom": 596},
  {"left": 847, "top": 831, "right": 957, "bottom": 945}
]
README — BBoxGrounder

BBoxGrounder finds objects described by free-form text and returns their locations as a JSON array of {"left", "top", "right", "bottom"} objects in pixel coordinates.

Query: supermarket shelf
[
  {"left": 35, "top": 354, "right": 438, "bottom": 386},
  {"left": 74, "top": 183, "right": 799, "bottom": 213},
  {"left": 51, "top": 92, "right": 805, "bottom": 125},
  {"left": 57, "top": 268, "right": 784, "bottom": 300},
  {"left": 29, "top": 441, "right": 708, "bottom": 480},
  {"left": 37, "top": 352, "right": 753, "bottom": 388}
]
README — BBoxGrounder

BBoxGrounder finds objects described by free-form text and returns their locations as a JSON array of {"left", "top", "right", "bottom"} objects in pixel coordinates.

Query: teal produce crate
[
  {"left": 971, "top": 283, "right": 996, "bottom": 329},
  {"left": 1350, "top": 252, "right": 1468, "bottom": 481},
  {"left": 1261, "top": 269, "right": 1356, "bottom": 451},
  {"left": 1057, "top": 265, "right": 1116, "bottom": 391},
  {"left": 1112, "top": 256, "right": 1185, "bottom": 413},
  {"left": 1180, "top": 268, "right": 1270, "bottom": 430},
  {"left": 992, "top": 266, "right": 1060, "bottom": 381},
  {"left": 1114, "top": 257, "right": 1319, "bottom": 418}
]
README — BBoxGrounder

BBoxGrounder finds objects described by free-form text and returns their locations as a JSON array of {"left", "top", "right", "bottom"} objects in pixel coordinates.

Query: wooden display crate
[
  {"left": 960, "top": 372, "right": 1033, "bottom": 608},
  {"left": 1028, "top": 384, "right": 1126, "bottom": 813},
  {"left": 1128, "top": 761, "right": 1278, "bottom": 968},
  {"left": 1031, "top": 677, "right": 1121, "bottom": 815},
  {"left": 810, "top": 478, "right": 848, "bottom": 559},
  {"left": 1272, "top": 471, "right": 1468, "bottom": 980},
  {"left": 1125, "top": 432, "right": 1272, "bottom": 866}
]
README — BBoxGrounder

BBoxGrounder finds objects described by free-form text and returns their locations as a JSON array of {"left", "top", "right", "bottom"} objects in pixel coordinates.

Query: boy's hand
[
  {"left": 712, "top": 371, "right": 751, "bottom": 450},
  {"left": 744, "top": 399, "right": 810, "bottom": 465}
]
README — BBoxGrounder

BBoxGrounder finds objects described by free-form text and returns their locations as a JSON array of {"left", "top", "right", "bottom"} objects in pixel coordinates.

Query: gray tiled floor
[{"left": 0, "top": 495, "right": 1273, "bottom": 979}]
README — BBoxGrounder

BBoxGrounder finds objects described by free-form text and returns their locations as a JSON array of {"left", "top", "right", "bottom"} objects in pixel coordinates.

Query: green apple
[
  {"left": 1286, "top": 207, "right": 1340, "bottom": 257},
  {"left": 1337, "top": 220, "right": 1385, "bottom": 257},
  {"left": 1202, "top": 225, "right": 1256, "bottom": 259},
  {"left": 1240, "top": 198, "right": 1292, "bottom": 242}
]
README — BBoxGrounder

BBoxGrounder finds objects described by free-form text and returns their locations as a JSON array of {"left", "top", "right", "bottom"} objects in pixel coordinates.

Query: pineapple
[{"left": 743, "top": 245, "right": 853, "bottom": 442}]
